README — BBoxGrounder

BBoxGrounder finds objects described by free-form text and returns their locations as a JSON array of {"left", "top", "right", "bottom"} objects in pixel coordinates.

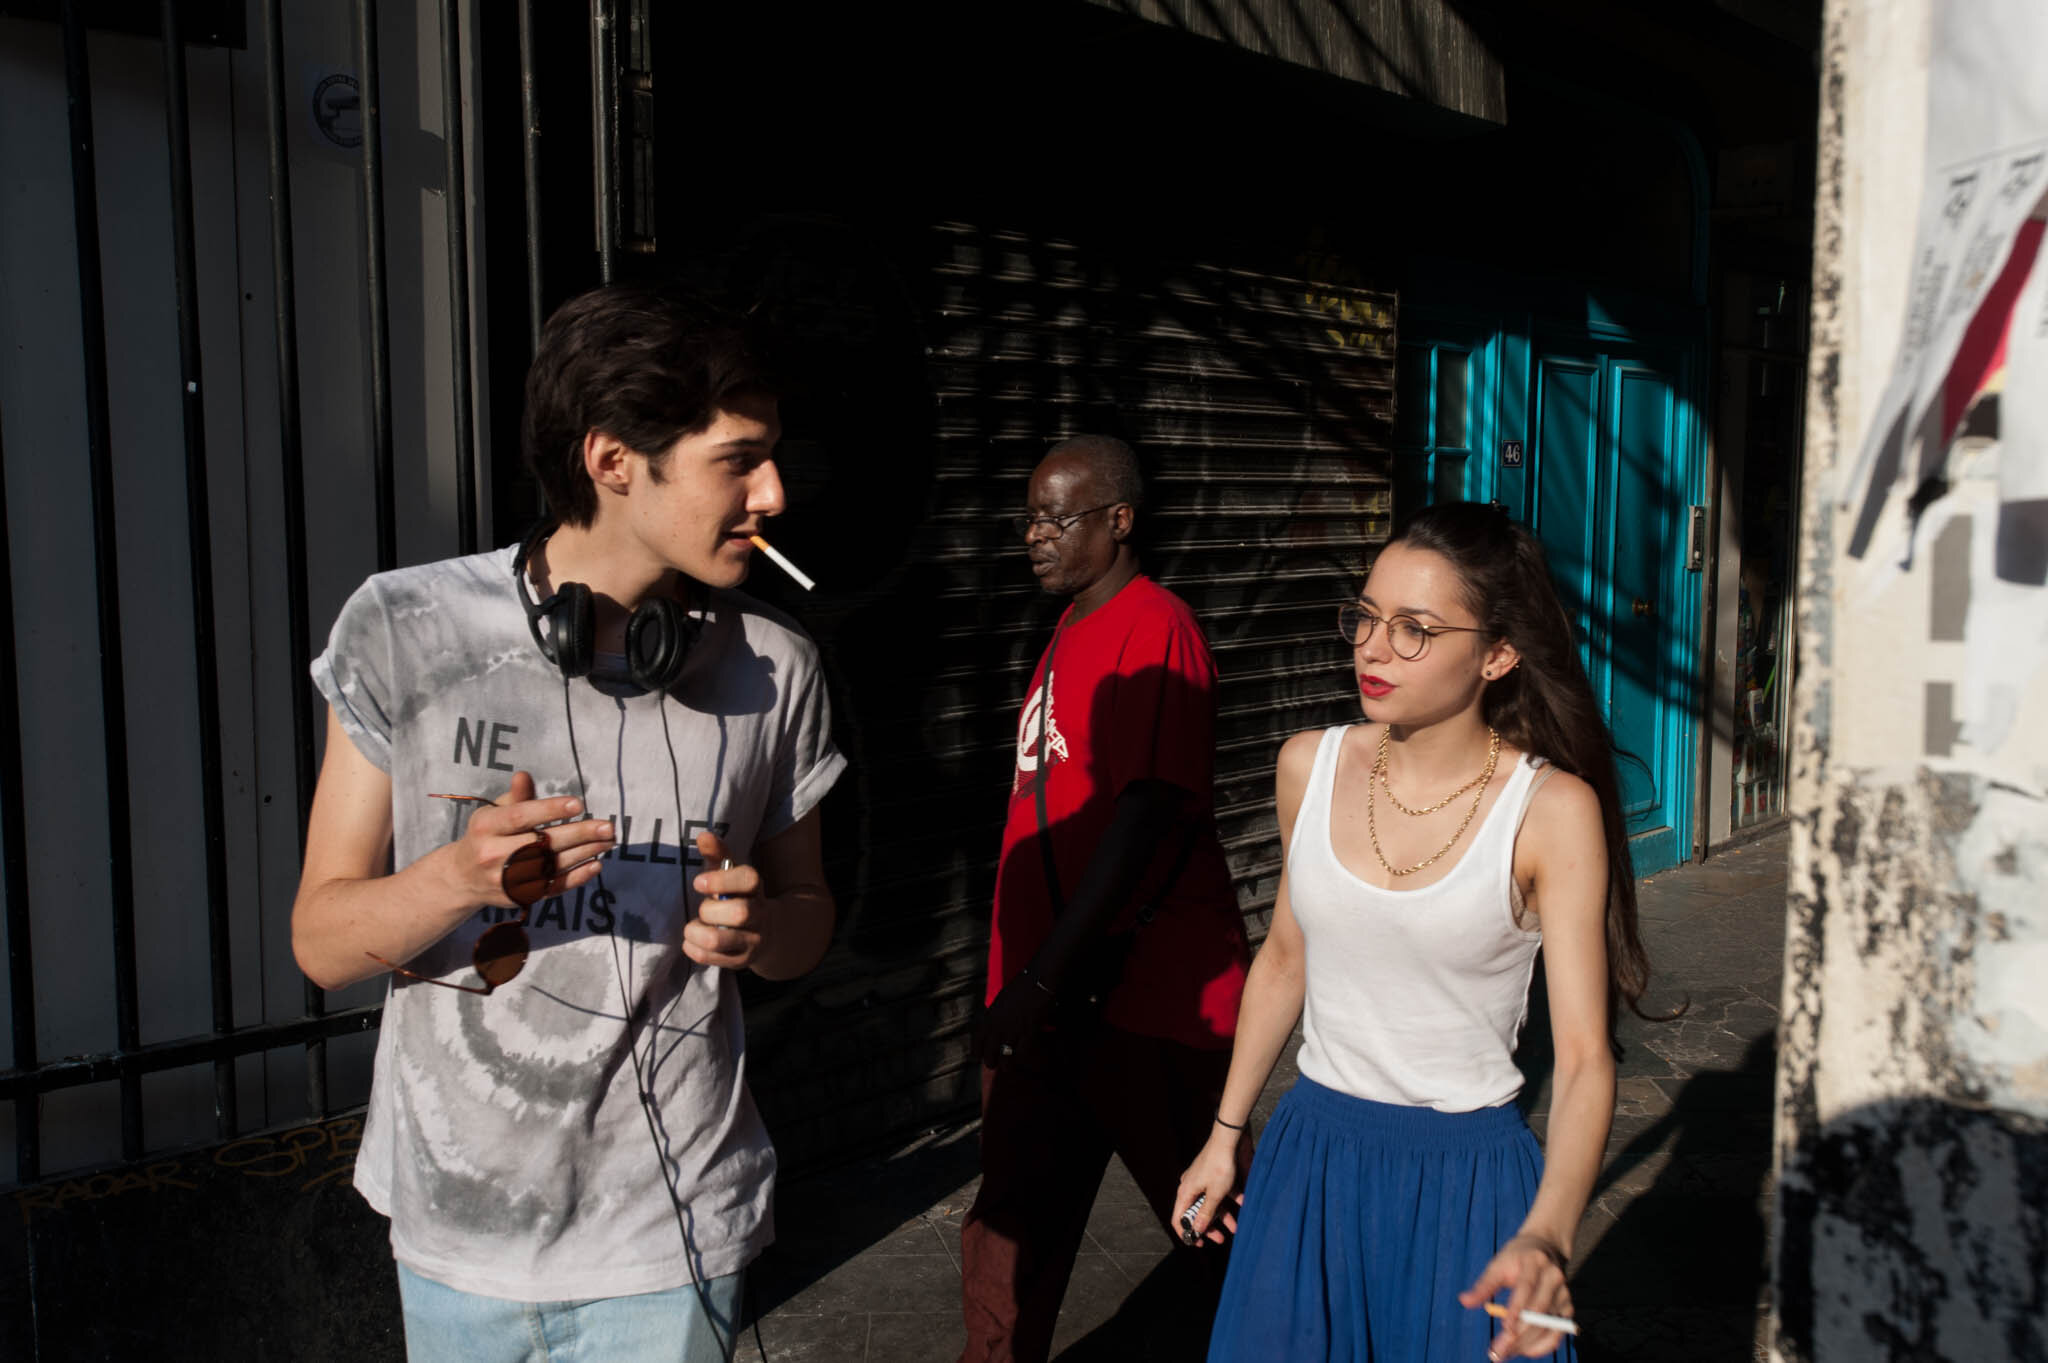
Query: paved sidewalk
[{"left": 746, "top": 829, "right": 1790, "bottom": 1362}]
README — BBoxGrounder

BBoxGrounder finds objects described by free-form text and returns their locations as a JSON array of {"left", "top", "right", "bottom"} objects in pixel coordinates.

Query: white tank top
[{"left": 1290, "top": 725, "right": 1549, "bottom": 1113}]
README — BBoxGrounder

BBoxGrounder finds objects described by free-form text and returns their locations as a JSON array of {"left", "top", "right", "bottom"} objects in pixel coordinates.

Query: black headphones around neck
[{"left": 513, "top": 522, "right": 699, "bottom": 693}]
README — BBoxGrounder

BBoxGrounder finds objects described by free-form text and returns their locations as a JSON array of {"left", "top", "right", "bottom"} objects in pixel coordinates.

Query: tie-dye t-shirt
[{"left": 311, "top": 544, "right": 845, "bottom": 1300}]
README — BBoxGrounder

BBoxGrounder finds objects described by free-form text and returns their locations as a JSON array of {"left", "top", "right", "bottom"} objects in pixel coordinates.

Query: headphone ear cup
[
  {"left": 624, "top": 596, "right": 697, "bottom": 693},
  {"left": 551, "top": 582, "right": 596, "bottom": 679}
]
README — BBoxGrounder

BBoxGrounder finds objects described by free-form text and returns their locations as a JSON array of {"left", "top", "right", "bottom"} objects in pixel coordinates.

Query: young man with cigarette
[
  {"left": 293, "top": 283, "right": 844, "bottom": 1361},
  {"left": 959, "top": 435, "right": 1251, "bottom": 1362}
]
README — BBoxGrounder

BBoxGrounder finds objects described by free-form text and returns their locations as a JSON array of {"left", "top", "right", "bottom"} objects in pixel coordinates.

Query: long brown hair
[{"left": 1386, "top": 501, "right": 1653, "bottom": 1019}]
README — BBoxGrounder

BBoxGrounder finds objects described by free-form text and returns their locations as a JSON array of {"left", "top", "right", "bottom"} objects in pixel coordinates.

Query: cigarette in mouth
[
  {"left": 747, "top": 534, "right": 815, "bottom": 591},
  {"left": 1481, "top": 1302, "right": 1579, "bottom": 1337}
]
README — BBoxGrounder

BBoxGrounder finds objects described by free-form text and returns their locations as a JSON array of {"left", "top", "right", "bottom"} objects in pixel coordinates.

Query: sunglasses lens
[
  {"left": 501, "top": 840, "right": 555, "bottom": 908},
  {"left": 474, "top": 923, "right": 530, "bottom": 988}
]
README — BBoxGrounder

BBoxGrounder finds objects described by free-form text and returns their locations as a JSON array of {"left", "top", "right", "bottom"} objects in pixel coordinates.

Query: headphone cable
[
  {"left": 562, "top": 675, "right": 740, "bottom": 1362},
  {"left": 659, "top": 657, "right": 773, "bottom": 1363}
]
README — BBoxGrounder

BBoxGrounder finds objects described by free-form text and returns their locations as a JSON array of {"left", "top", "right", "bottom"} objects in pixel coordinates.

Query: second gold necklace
[{"left": 1365, "top": 726, "right": 1502, "bottom": 878}]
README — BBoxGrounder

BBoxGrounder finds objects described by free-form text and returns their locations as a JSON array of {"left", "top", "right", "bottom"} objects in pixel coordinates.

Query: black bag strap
[
  {"left": 1033, "top": 620, "right": 1067, "bottom": 914},
  {"left": 1135, "top": 815, "right": 1198, "bottom": 927}
]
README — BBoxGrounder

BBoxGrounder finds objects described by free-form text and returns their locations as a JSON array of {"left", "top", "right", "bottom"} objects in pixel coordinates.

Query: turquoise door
[{"left": 1529, "top": 343, "right": 1692, "bottom": 875}]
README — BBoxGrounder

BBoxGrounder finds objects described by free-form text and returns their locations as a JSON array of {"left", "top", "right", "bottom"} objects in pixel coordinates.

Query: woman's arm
[
  {"left": 1173, "top": 727, "right": 1323, "bottom": 1242},
  {"left": 1460, "top": 770, "right": 1615, "bottom": 1359}
]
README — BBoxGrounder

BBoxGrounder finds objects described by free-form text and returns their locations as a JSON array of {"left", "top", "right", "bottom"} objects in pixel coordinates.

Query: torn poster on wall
[
  {"left": 1838, "top": 0, "right": 2048, "bottom": 767},
  {"left": 1838, "top": 0, "right": 2048, "bottom": 572}
]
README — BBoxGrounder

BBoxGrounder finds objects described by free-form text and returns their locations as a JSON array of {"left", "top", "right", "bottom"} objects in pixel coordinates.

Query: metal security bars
[
  {"left": 257, "top": 0, "right": 326, "bottom": 1124},
  {"left": 160, "top": 0, "right": 238, "bottom": 1142},
  {"left": 591, "top": 0, "right": 620, "bottom": 282},
  {"left": 0, "top": 0, "right": 567, "bottom": 1185},
  {"left": 357, "top": 0, "right": 396, "bottom": 572},
  {"left": 0, "top": 409, "right": 34, "bottom": 1181},
  {"left": 517, "top": 0, "right": 544, "bottom": 350},
  {"left": 440, "top": 0, "right": 478, "bottom": 554},
  {"left": 60, "top": 0, "right": 147, "bottom": 1163}
]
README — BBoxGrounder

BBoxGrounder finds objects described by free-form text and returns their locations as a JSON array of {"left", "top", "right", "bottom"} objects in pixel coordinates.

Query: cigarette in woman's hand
[
  {"left": 748, "top": 535, "right": 815, "bottom": 591},
  {"left": 1481, "top": 1301, "right": 1579, "bottom": 1336}
]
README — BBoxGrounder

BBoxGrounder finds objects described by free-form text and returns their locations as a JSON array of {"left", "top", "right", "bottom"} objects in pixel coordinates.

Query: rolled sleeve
[
  {"left": 759, "top": 650, "right": 846, "bottom": 839},
  {"left": 311, "top": 577, "right": 398, "bottom": 773}
]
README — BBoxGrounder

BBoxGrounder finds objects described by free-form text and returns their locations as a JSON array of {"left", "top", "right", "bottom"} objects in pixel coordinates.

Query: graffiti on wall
[
  {"left": 11, "top": 1115, "right": 361, "bottom": 1225},
  {"left": 1294, "top": 247, "right": 1396, "bottom": 354}
]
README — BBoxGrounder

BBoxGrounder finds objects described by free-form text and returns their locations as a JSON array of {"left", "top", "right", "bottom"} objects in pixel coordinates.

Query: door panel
[
  {"left": 1531, "top": 345, "right": 1687, "bottom": 874},
  {"left": 1609, "top": 365, "right": 1676, "bottom": 827},
  {"left": 1534, "top": 357, "right": 1601, "bottom": 641},
  {"left": 1395, "top": 338, "right": 1484, "bottom": 516}
]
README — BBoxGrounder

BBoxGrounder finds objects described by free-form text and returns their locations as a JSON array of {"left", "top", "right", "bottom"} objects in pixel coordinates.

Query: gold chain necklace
[
  {"left": 1376, "top": 737, "right": 1495, "bottom": 815},
  {"left": 1365, "top": 726, "right": 1502, "bottom": 878}
]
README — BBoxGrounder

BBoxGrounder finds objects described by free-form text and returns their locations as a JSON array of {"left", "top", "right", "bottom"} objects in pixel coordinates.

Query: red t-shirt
[{"left": 989, "top": 575, "right": 1250, "bottom": 1049}]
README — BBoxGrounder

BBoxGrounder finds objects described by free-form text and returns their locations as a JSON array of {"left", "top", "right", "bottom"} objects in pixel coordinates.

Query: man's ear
[
  {"left": 583, "top": 430, "right": 633, "bottom": 497},
  {"left": 1110, "top": 502, "right": 1135, "bottom": 543}
]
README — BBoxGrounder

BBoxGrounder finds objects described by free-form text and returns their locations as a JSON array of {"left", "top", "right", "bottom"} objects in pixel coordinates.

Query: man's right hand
[
  {"left": 296, "top": 715, "right": 620, "bottom": 990},
  {"left": 979, "top": 971, "right": 1058, "bottom": 1070},
  {"left": 431, "top": 771, "right": 614, "bottom": 909}
]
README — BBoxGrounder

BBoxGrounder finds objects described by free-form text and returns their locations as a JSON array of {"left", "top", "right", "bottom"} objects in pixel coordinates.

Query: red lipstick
[{"left": 1358, "top": 675, "right": 1393, "bottom": 699}]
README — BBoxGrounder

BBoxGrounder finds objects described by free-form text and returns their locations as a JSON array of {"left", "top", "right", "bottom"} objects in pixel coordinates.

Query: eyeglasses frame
[
  {"left": 1010, "top": 501, "right": 1124, "bottom": 540},
  {"left": 1336, "top": 603, "right": 1490, "bottom": 660}
]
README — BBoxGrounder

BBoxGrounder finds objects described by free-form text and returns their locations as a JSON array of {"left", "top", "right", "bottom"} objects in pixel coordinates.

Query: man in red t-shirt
[{"left": 958, "top": 436, "right": 1251, "bottom": 1363}]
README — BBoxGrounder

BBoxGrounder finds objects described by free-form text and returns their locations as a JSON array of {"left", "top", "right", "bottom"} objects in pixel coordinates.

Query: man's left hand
[{"left": 683, "top": 830, "right": 775, "bottom": 969}]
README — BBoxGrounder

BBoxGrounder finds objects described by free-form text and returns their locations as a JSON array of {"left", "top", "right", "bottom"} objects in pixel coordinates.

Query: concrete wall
[{"left": 1774, "top": 0, "right": 2048, "bottom": 1358}]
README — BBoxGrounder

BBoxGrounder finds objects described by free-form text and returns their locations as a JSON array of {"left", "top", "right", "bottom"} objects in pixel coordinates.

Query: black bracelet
[{"left": 1214, "top": 1112, "right": 1247, "bottom": 1131}]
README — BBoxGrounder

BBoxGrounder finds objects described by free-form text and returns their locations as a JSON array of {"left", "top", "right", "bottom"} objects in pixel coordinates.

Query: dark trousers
[{"left": 957, "top": 1026, "right": 1232, "bottom": 1363}]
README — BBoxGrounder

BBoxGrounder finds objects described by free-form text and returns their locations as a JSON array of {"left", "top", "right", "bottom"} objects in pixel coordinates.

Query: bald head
[{"left": 1043, "top": 435, "right": 1143, "bottom": 511}]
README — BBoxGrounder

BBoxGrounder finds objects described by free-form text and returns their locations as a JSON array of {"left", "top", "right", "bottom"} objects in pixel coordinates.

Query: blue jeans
[{"left": 396, "top": 1263, "right": 745, "bottom": 1362}]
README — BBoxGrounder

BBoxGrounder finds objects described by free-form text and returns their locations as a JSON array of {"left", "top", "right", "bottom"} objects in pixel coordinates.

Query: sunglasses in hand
[{"left": 364, "top": 792, "right": 567, "bottom": 995}]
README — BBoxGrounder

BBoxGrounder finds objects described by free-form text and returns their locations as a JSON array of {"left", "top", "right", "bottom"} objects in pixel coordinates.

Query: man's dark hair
[
  {"left": 1046, "top": 434, "right": 1144, "bottom": 510},
  {"left": 521, "top": 283, "right": 775, "bottom": 526}
]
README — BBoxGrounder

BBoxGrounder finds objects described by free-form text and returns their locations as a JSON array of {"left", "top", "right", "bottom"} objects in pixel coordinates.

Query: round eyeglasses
[
  {"left": 1336, "top": 603, "right": 1487, "bottom": 660},
  {"left": 1010, "top": 502, "right": 1120, "bottom": 540}
]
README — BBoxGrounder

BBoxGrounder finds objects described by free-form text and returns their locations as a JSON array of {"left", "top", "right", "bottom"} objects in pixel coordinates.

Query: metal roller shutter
[{"left": 736, "top": 221, "right": 1395, "bottom": 1168}]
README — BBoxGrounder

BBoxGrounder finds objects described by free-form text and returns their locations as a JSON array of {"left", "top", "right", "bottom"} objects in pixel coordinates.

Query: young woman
[{"left": 1175, "top": 501, "right": 1650, "bottom": 1362}]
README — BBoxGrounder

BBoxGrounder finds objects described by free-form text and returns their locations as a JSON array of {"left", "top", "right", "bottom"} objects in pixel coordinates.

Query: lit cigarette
[
  {"left": 748, "top": 534, "right": 815, "bottom": 591},
  {"left": 1481, "top": 1302, "right": 1579, "bottom": 1337}
]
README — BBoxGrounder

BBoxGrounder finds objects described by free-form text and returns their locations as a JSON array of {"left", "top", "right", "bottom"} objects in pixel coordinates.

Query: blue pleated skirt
[{"left": 1207, "top": 1077, "right": 1577, "bottom": 1363}]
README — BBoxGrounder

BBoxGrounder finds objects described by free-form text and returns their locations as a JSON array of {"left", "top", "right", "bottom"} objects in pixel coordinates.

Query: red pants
[{"left": 957, "top": 1026, "right": 1232, "bottom": 1363}]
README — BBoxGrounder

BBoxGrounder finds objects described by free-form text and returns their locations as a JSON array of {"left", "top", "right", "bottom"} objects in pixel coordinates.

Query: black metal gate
[{"left": 0, "top": 0, "right": 639, "bottom": 1189}]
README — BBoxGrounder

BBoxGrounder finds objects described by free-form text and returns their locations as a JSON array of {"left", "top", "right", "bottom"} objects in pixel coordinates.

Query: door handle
[{"left": 1632, "top": 598, "right": 1654, "bottom": 618}]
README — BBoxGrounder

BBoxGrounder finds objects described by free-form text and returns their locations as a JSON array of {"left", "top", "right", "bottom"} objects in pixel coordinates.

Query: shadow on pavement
[
  {"left": 1051, "top": 1247, "right": 1227, "bottom": 1362},
  {"left": 1573, "top": 1032, "right": 1776, "bottom": 1362},
  {"left": 746, "top": 1124, "right": 981, "bottom": 1319}
]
